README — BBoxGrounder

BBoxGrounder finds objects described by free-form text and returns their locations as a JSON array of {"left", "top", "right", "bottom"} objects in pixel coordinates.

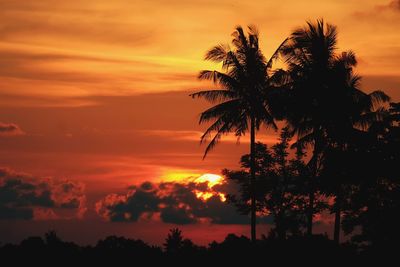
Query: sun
[
  {"left": 160, "top": 171, "right": 227, "bottom": 202},
  {"left": 194, "top": 173, "right": 224, "bottom": 188},
  {"left": 193, "top": 173, "right": 226, "bottom": 202}
]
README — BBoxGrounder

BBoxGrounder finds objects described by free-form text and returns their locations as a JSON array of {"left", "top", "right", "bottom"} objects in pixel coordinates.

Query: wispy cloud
[
  {"left": 0, "top": 122, "right": 25, "bottom": 136},
  {"left": 377, "top": 0, "right": 400, "bottom": 11},
  {"left": 0, "top": 0, "right": 399, "bottom": 102},
  {"left": 137, "top": 129, "right": 278, "bottom": 144}
]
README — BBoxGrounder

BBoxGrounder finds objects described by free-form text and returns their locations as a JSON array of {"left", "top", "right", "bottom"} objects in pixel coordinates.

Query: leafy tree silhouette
[{"left": 224, "top": 127, "right": 320, "bottom": 240}]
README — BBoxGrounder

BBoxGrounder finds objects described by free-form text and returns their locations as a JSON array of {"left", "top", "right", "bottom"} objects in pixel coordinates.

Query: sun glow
[
  {"left": 194, "top": 174, "right": 224, "bottom": 187},
  {"left": 160, "top": 170, "right": 200, "bottom": 182},
  {"left": 160, "top": 172, "right": 227, "bottom": 202},
  {"left": 193, "top": 174, "right": 226, "bottom": 202}
]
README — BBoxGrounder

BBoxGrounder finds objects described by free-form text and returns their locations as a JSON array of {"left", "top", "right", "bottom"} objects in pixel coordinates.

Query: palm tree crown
[
  {"left": 281, "top": 19, "right": 389, "bottom": 149},
  {"left": 191, "top": 25, "right": 285, "bottom": 157}
]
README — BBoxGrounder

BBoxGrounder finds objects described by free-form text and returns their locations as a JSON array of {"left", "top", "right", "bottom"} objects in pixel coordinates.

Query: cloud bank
[
  {"left": 95, "top": 179, "right": 262, "bottom": 225},
  {"left": 0, "top": 167, "right": 86, "bottom": 220}
]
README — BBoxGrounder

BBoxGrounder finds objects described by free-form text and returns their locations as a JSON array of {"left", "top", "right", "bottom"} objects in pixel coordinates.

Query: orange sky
[{"left": 0, "top": 0, "right": 399, "bottom": 245}]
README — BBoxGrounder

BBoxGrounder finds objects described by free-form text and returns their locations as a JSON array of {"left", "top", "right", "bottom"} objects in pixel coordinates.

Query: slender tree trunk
[
  {"left": 307, "top": 137, "right": 323, "bottom": 236},
  {"left": 276, "top": 213, "right": 286, "bottom": 241},
  {"left": 334, "top": 186, "right": 342, "bottom": 244},
  {"left": 307, "top": 183, "right": 314, "bottom": 236},
  {"left": 307, "top": 149, "right": 319, "bottom": 236},
  {"left": 250, "top": 115, "right": 256, "bottom": 242}
]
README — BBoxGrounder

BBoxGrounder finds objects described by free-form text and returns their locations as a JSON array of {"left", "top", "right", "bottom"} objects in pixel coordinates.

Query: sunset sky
[{"left": 0, "top": 0, "right": 399, "bottom": 245}]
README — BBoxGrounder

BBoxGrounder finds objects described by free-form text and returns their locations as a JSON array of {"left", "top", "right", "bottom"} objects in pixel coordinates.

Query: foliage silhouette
[
  {"left": 1, "top": 229, "right": 393, "bottom": 264},
  {"left": 225, "top": 127, "right": 328, "bottom": 240},
  {"left": 279, "top": 19, "right": 390, "bottom": 240},
  {"left": 341, "top": 102, "right": 400, "bottom": 251}
]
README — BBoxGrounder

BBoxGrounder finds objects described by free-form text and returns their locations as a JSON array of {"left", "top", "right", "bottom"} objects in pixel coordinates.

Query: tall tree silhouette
[
  {"left": 280, "top": 19, "right": 389, "bottom": 240},
  {"left": 191, "top": 26, "right": 286, "bottom": 242},
  {"left": 323, "top": 52, "right": 388, "bottom": 243},
  {"left": 342, "top": 102, "right": 400, "bottom": 248}
]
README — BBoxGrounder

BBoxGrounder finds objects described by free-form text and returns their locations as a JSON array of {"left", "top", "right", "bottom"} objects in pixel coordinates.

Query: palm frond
[
  {"left": 349, "top": 75, "right": 362, "bottom": 89},
  {"left": 204, "top": 44, "right": 230, "bottom": 62},
  {"left": 197, "top": 70, "right": 238, "bottom": 89},
  {"left": 355, "top": 107, "right": 388, "bottom": 130},
  {"left": 202, "top": 118, "right": 237, "bottom": 159},
  {"left": 190, "top": 89, "right": 237, "bottom": 103},
  {"left": 198, "top": 99, "right": 241, "bottom": 124},
  {"left": 369, "top": 90, "right": 391, "bottom": 108},
  {"left": 266, "top": 38, "right": 288, "bottom": 70},
  {"left": 232, "top": 26, "right": 248, "bottom": 52},
  {"left": 200, "top": 116, "right": 226, "bottom": 143},
  {"left": 247, "top": 24, "right": 259, "bottom": 49},
  {"left": 269, "top": 68, "right": 291, "bottom": 86},
  {"left": 339, "top": 50, "right": 357, "bottom": 67},
  {"left": 324, "top": 22, "right": 338, "bottom": 55},
  {"left": 290, "top": 131, "right": 317, "bottom": 149}
]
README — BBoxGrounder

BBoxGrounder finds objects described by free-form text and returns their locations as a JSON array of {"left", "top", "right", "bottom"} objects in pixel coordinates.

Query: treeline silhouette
[
  {"left": 0, "top": 229, "right": 392, "bottom": 264},
  {"left": 192, "top": 18, "right": 400, "bottom": 253}
]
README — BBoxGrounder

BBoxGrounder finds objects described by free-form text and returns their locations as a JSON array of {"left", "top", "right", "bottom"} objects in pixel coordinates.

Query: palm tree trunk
[
  {"left": 307, "top": 184, "right": 314, "bottom": 236},
  {"left": 250, "top": 115, "right": 256, "bottom": 242},
  {"left": 334, "top": 186, "right": 342, "bottom": 244}
]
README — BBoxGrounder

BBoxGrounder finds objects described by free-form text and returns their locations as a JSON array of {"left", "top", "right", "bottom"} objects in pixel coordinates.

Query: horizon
[{"left": 1, "top": 0, "right": 400, "bottom": 246}]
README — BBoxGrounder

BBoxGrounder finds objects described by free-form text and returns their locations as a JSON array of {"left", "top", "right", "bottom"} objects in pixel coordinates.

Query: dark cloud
[
  {"left": 0, "top": 167, "right": 86, "bottom": 220},
  {"left": 160, "top": 205, "right": 196, "bottom": 224},
  {"left": 352, "top": 0, "right": 400, "bottom": 20},
  {"left": 388, "top": 0, "right": 400, "bottom": 11},
  {"left": 0, "top": 122, "right": 24, "bottom": 136},
  {"left": 96, "top": 179, "right": 271, "bottom": 225},
  {"left": 0, "top": 205, "right": 33, "bottom": 220},
  {"left": 373, "top": 0, "right": 400, "bottom": 13}
]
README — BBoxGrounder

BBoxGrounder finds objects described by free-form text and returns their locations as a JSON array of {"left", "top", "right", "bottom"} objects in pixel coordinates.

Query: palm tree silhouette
[
  {"left": 191, "top": 25, "right": 286, "bottom": 242},
  {"left": 327, "top": 52, "right": 389, "bottom": 243},
  {"left": 281, "top": 19, "right": 390, "bottom": 240},
  {"left": 164, "top": 228, "right": 184, "bottom": 254}
]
